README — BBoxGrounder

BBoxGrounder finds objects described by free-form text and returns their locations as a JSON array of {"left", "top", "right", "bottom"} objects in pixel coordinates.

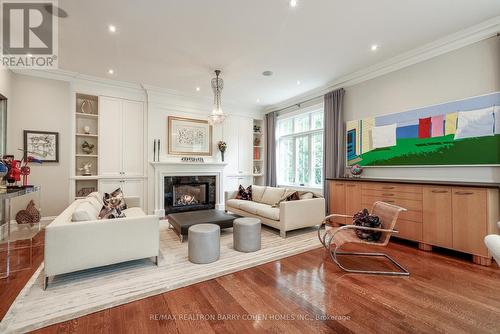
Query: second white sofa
[{"left": 225, "top": 185, "right": 325, "bottom": 238}]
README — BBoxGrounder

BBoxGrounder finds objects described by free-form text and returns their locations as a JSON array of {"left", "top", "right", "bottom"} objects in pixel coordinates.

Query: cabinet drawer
[
  {"left": 394, "top": 219, "right": 423, "bottom": 241},
  {"left": 363, "top": 189, "right": 422, "bottom": 201},
  {"left": 362, "top": 182, "right": 422, "bottom": 194},
  {"left": 362, "top": 201, "right": 422, "bottom": 223},
  {"left": 362, "top": 195, "right": 422, "bottom": 211}
]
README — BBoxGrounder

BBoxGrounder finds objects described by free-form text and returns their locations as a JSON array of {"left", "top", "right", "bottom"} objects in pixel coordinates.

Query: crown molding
[{"left": 263, "top": 16, "right": 500, "bottom": 113}]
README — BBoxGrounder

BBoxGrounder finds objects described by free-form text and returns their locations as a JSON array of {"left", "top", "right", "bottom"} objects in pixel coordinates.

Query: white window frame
[{"left": 276, "top": 104, "right": 324, "bottom": 189}]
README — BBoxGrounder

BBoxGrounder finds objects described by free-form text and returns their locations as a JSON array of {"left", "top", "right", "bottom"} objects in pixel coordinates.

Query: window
[{"left": 277, "top": 106, "right": 324, "bottom": 188}]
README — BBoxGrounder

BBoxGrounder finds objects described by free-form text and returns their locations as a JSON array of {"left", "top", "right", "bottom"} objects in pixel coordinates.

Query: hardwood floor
[{"left": 1, "top": 233, "right": 499, "bottom": 333}]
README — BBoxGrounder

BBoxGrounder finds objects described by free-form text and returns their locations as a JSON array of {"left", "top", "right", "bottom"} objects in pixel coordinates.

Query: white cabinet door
[
  {"left": 223, "top": 115, "right": 239, "bottom": 176},
  {"left": 99, "top": 179, "right": 123, "bottom": 194},
  {"left": 122, "top": 100, "right": 144, "bottom": 176},
  {"left": 99, "top": 97, "right": 123, "bottom": 177},
  {"left": 238, "top": 117, "right": 254, "bottom": 175},
  {"left": 123, "top": 179, "right": 144, "bottom": 198}
]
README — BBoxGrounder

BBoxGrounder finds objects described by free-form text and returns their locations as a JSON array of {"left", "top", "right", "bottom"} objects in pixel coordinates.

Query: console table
[
  {"left": 0, "top": 186, "right": 41, "bottom": 278},
  {"left": 326, "top": 178, "right": 499, "bottom": 266}
]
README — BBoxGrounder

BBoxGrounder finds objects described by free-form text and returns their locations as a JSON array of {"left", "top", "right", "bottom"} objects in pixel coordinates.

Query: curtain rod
[{"left": 274, "top": 95, "right": 324, "bottom": 115}]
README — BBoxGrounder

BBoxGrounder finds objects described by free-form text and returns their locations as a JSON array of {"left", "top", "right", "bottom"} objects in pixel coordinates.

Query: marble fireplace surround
[{"left": 151, "top": 161, "right": 227, "bottom": 217}]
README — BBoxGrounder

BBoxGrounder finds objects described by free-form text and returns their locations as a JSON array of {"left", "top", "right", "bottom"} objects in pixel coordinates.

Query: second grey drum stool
[
  {"left": 188, "top": 224, "right": 220, "bottom": 264},
  {"left": 233, "top": 217, "right": 261, "bottom": 252}
]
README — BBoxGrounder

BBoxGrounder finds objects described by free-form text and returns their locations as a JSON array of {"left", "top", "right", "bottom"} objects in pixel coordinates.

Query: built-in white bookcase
[
  {"left": 253, "top": 119, "right": 265, "bottom": 185},
  {"left": 74, "top": 93, "right": 99, "bottom": 199}
]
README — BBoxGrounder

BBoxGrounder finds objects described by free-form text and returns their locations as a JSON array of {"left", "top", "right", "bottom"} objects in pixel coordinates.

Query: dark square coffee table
[{"left": 167, "top": 209, "right": 240, "bottom": 242}]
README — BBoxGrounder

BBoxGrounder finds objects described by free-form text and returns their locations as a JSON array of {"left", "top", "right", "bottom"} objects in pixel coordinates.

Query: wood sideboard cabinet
[{"left": 327, "top": 179, "right": 499, "bottom": 266}]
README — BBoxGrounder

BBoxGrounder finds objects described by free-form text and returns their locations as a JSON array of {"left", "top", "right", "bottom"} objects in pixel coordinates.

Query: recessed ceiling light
[
  {"left": 26, "top": 53, "right": 33, "bottom": 57},
  {"left": 108, "top": 25, "right": 116, "bottom": 33},
  {"left": 289, "top": 0, "right": 298, "bottom": 8},
  {"left": 296, "top": 80, "right": 301, "bottom": 85},
  {"left": 256, "top": 98, "right": 260, "bottom": 103},
  {"left": 107, "top": 69, "right": 114, "bottom": 75},
  {"left": 196, "top": 87, "right": 200, "bottom": 92},
  {"left": 371, "top": 44, "right": 379, "bottom": 51},
  {"left": 262, "top": 70, "right": 273, "bottom": 76}
]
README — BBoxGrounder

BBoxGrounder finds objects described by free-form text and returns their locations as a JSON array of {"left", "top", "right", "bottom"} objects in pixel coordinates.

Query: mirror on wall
[{"left": 0, "top": 95, "right": 6, "bottom": 156}]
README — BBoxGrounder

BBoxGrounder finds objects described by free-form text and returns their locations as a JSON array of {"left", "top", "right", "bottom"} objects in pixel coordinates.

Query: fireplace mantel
[{"left": 151, "top": 160, "right": 227, "bottom": 217}]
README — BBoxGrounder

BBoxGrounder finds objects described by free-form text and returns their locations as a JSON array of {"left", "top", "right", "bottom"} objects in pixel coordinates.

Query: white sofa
[
  {"left": 225, "top": 185, "right": 325, "bottom": 238},
  {"left": 44, "top": 193, "right": 159, "bottom": 289}
]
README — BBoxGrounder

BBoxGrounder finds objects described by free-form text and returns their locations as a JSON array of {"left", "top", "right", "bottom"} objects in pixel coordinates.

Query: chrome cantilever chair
[{"left": 318, "top": 201, "right": 409, "bottom": 276}]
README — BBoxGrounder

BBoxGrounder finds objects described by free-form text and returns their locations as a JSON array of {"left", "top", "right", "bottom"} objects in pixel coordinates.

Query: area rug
[{"left": 0, "top": 221, "right": 321, "bottom": 333}]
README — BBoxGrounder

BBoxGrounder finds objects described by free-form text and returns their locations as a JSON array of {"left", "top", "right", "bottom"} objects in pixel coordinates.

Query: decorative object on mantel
[
  {"left": 349, "top": 164, "right": 363, "bottom": 177},
  {"left": 217, "top": 141, "right": 227, "bottom": 162},
  {"left": 76, "top": 187, "right": 96, "bottom": 197},
  {"left": 23, "top": 130, "right": 59, "bottom": 162},
  {"left": 83, "top": 125, "right": 91, "bottom": 134},
  {"left": 80, "top": 99, "right": 94, "bottom": 114},
  {"left": 79, "top": 162, "right": 93, "bottom": 176},
  {"left": 181, "top": 157, "right": 204, "bottom": 163},
  {"left": 253, "top": 124, "right": 261, "bottom": 133},
  {"left": 168, "top": 116, "right": 212, "bottom": 156},
  {"left": 208, "top": 70, "right": 226, "bottom": 124},
  {"left": 153, "top": 139, "right": 161, "bottom": 161},
  {"left": 81, "top": 141, "right": 95, "bottom": 154}
]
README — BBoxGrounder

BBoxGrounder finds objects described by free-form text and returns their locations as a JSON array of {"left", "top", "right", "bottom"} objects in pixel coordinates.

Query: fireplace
[{"left": 164, "top": 175, "right": 216, "bottom": 214}]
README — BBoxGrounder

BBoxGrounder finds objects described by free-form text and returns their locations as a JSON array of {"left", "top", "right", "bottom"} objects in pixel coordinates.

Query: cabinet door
[
  {"left": 328, "top": 181, "right": 346, "bottom": 224},
  {"left": 224, "top": 176, "right": 240, "bottom": 192},
  {"left": 99, "top": 179, "right": 123, "bottom": 194},
  {"left": 452, "top": 187, "right": 488, "bottom": 256},
  {"left": 99, "top": 97, "right": 123, "bottom": 176},
  {"left": 123, "top": 179, "right": 144, "bottom": 207},
  {"left": 423, "top": 186, "right": 452, "bottom": 248},
  {"left": 238, "top": 117, "right": 254, "bottom": 175},
  {"left": 222, "top": 116, "right": 239, "bottom": 175},
  {"left": 122, "top": 100, "right": 144, "bottom": 176},
  {"left": 345, "top": 182, "right": 362, "bottom": 221}
]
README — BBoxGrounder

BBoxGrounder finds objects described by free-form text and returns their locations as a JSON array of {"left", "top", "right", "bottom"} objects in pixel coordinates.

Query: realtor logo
[{"left": 0, "top": 0, "right": 58, "bottom": 68}]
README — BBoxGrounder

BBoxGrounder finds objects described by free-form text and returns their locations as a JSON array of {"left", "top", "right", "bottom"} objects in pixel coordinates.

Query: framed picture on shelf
[
  {"left": 23, "top": 130, "right": 59, "bottom": 162},
  {"left": 168, "top": 116, "right": 212, "bottom": 156}
]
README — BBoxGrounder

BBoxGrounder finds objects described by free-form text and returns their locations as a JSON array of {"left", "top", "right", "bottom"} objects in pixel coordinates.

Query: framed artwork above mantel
[{"left": 168, "top": 116, "right": 213, "bottom": 156}]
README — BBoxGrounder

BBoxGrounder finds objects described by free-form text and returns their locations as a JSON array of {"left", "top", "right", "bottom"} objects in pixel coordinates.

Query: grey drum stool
[
  {"left": 188, "top": 224, "right": 220, "bottom": 264},
  {"left": 233, "top": 217, "right": 261, "bottom": 252}
]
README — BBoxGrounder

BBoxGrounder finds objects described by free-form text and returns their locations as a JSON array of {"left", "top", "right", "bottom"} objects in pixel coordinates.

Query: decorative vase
[{"left": 221, "top": 151, "right": 225, "bottom": 162}]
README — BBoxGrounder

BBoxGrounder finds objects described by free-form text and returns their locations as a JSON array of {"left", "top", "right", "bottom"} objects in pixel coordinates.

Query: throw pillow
[
  {"left": 298, "top": 192, "right": 314, "bottom": 200},
  {"left": 98, "top": 188, "right": 127, "bottom": 219},
  {"left": 272, "top": 190, "right": 300, "bottom": 207},
  {"left": 235, "top": 185, "right": 252, "bottom": 201}
]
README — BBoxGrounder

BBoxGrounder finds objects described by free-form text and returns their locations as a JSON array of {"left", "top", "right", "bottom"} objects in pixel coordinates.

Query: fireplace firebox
[{"left": 164, "top": 175, "right": 216, "bottom": 214}]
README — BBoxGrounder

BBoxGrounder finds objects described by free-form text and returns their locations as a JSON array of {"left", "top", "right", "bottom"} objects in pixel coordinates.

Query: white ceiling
[{"left": 57, "top": 0, "right": 500, "bottom": 107}]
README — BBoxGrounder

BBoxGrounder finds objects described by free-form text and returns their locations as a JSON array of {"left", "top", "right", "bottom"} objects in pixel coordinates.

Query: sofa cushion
[
  {"left": 251, "top": 185, "right": 266, "bottom": 203},
  {"left": 256, "top": 205, "right": 280, "bottom": 221},
  {"left": 122, "top": 207, "right": 146, "bottom": 218},
  {"left": 260, "top": 187, "right": 286, "bottom": 206},
  {"left": 86, "top": 196, "right": 103, "bottom": 212},
  {"left": 87, "top": 192, "right": 103, "bottom": 206},
  {"left": 71, "top": 200, "right": 99, "bottom": 222},
  {"left": 299, "top": 192, "right": 314, "bottom": 200},
  {"left": 239, "top": 201, "right": 262, "bottom": 214},
  {"left": 226, "top": 199, "right": 248, "bottom": 209}
]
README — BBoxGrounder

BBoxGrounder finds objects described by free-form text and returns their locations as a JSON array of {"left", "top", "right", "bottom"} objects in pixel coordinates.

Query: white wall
[
  {"left": 343, "top": 37, "right": 500, "bottom": 182},
  {"left": 145, "top": 88, "right": 262, "bottom": 214},
  {"left": 8, "top": 73, "right": 71, "bottom": 216}
]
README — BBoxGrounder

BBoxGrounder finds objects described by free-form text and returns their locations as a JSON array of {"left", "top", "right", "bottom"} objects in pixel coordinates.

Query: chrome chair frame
[{"left": 318, "top": 212, "right": 410, "bottom": 276}]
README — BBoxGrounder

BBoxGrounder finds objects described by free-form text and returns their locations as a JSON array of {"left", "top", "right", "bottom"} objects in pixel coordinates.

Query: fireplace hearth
[{"left": 164, "top": 175, "right": 216, "bottom": 214}]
